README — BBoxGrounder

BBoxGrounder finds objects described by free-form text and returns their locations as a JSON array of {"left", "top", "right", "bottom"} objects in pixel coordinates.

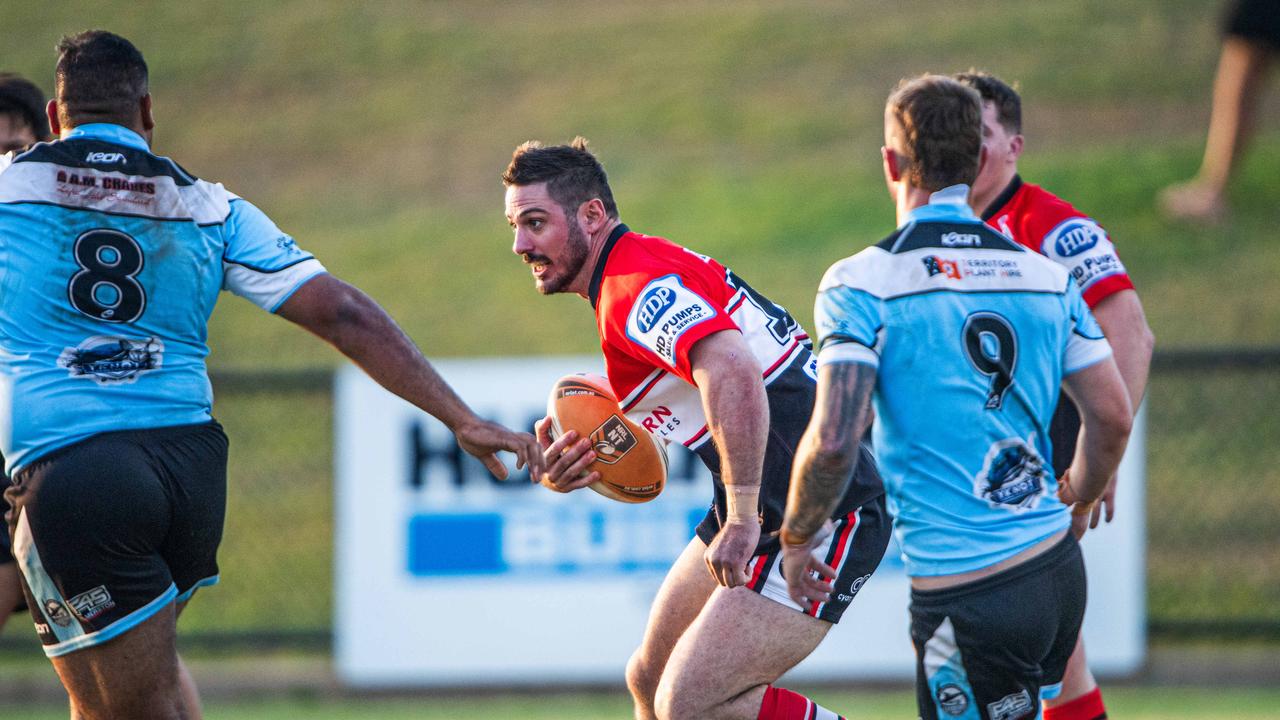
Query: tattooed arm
[{"left": 780, "top": 360, "right": 878, "bottom": 605}]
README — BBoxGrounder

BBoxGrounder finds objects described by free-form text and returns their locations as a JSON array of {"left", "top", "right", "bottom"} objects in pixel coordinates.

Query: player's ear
[
  {"left": 139, "top": 94, "right": 155, "bottom": 133},
  {"left": 882, "top": 146, "right": 902, "bottom": 184},
  {"left": 580, "top": 197, "right": 608, "bottom": 233},
  {"left": 45, "top": 99, "right": 61, "bottom": 138},
  {"left": 1009, "top": 133, "right": 1024, "bottom": 162}
]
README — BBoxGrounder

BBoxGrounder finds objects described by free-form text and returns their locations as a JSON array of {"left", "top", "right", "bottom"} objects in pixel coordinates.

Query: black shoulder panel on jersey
[
  {"left": 875, "top": 228, "right": 904, "bottom": 251},
  {"left": 888, "top": 221, "right": 1023, "bottom": 253},
  {"left": 14, "top": 139, "right": 198, "bottom": 186}
]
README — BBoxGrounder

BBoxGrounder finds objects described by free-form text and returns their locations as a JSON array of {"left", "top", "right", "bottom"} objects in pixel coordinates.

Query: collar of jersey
[
  {"left": 63, "top": 123, "right": 150, "bottom": 151},
  {"left": 902, "top": 183, "right": 978, "bottom": 227},
  {"left": 588, "top": 223, "right": 631, "bottom": 309}
]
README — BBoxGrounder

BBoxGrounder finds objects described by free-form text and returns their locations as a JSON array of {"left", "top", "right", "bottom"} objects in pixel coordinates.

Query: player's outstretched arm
[
  {"left": 276, "top": 273, "right": 544, "bottom": 480},
  {"left": 1087, "top": 289, "right": 1155, "bottom": 525},
  {"left": 690, "top": 329, "right": 769, "bottom": 589},
  {"left": 780, "top": 361, "right": 876, "bottom": 606},
  {"left": 1059, "top": 356, "right": 1132, "bottom": 530}
]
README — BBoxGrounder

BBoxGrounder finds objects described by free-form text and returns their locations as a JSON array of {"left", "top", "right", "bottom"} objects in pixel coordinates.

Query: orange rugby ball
[{"left": 546, "top": 373, "right": 668, "bottom": 503}]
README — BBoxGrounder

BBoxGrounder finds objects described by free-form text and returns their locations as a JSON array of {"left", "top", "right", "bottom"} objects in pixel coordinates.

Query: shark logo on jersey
[
  {"left": 58, "top": 335, "right": 164, "bottom": 385},
  {"left": 974, "top": 437, "right": 1047, "bottom": 510}
]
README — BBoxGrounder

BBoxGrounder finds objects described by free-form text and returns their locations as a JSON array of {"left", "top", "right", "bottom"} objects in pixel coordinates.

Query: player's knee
[{"left": 653, "top": 674, "right": 709, "bottom": 720}]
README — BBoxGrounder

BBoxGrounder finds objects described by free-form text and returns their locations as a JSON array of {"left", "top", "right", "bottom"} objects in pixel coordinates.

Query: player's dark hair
[
  {"left": 54, "top": 30, "right": 148, "bottom": 128},
  {"left": 502, "top": 137, "right": 619, "bottom": 220},
  {"left": 953, "top": 69, "right": 1022, "bottom": 134},
  {"left": 885, "top": 75, "right": 983, "bottom": 192},
  {"left": 0, "top": 74, "right": 52, "bottom": 142}
]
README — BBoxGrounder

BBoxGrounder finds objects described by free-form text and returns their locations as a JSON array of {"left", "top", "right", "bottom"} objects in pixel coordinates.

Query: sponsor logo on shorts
[
  {"left": 1049, "top": 218, "right": 1104, "bottom": 258},
  {"left": 69, "top": 585, "right": 116, "bottom": 622},
  {"left": 590, "top": 415, "right": 637, "bottom": 465},
  {"left": 975, "top": 437, "right": 1047, "bottom": 510},
  {"left": 42, "top": 598, "right": 73, "bottom": 628},
  {"left": 636, "top": 286, "right": 677, "bottom": 333},
  {"left": 936, "top": 683, "right": 970, "bottom": 716},
  {"left": 850, "top": 572, "right": 872, "bottom": 596},
  {"left": 987, "top": 688, "right": 1033, "bottom": 720},
  {"left": 58, "top": 335, "right": 164, "bottom": 385}
]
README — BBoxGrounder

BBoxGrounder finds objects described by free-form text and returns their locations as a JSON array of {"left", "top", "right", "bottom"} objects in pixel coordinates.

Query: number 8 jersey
[
  {"left": 0, "top": 124, "right": 325, "bottom": 473},
  {"left": 813, "top": 185, "right": 1111, "bottom": 577}
]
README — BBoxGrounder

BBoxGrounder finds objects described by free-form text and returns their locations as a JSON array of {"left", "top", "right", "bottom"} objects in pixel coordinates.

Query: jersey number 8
[{"left": 67, "top": 229, "right": 146, "bottom": 323}]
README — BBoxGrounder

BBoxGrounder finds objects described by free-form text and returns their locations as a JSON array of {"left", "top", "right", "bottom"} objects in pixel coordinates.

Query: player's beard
[{"left": 534, "top": 219, "right": 589, "bottom": 295}]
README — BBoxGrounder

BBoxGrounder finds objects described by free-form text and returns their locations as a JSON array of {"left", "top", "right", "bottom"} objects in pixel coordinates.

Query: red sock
[
  {"left": 1044, "top": 687, "right": 1107, "bottom": 720},
  {"left": 758, "top": 685, "right": 845, "bottom": 720}
]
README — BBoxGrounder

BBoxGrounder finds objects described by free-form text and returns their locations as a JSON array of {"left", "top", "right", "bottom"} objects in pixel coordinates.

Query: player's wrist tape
[{"left": 725, "top": 484, "right": 761, "bottom": 523}]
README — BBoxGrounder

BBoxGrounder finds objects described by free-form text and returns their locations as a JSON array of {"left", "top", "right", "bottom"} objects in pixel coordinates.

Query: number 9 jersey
[
  {"left": 0, "top": 124, "right": 325, "bottom": 474},
  {"left": 813, "top": 186, "right": 1111, "bottom": 578}
]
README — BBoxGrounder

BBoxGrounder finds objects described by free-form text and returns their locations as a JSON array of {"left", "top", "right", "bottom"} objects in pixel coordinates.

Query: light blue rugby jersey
[
  {"left": 0, "top": 124, "right": 325, "bottom": 473},
  {"left": 814, "top": 185, "right": 1111, "bottom": 577}
]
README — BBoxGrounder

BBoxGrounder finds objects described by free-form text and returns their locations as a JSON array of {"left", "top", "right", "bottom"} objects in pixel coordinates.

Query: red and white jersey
[
  {"left": 589, "top": 225, "right": 814, "bottom": 453},
  {"left": 588, "top": 224, "right": 883, "bottom": 552},
  {"left": 982, "top": 176, "right": 1134, "bottom": 308}
]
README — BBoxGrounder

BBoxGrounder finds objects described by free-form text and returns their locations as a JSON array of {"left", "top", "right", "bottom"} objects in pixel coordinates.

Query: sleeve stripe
[{"left": 818, "top": 341, "right": 879, "bottom": 368}]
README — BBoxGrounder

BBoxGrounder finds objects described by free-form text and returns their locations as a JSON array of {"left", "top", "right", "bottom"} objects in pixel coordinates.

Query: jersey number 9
[{"left": 962, "top": 311, "right": 1017, "bottom": 410}]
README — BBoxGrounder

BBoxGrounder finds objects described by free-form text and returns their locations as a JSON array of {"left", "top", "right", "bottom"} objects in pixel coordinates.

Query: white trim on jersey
[
  {"left": 820, "top": 245, "right": 1071, "bottom": 300},
  {"left": 818, "top": 341, "right": 879, "bottom": 368},
  {"left": 222, "top": 258, "right": 327, "bottom": 312},
  {"left": 1064, "top": 334, "right": 1113, "bottom": 375},
  {"left": 0, "top": 160, "right": 233, "bottom": 226}
]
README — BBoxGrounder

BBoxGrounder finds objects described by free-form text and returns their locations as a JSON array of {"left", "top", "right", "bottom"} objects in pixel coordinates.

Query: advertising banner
[{"left": 335, "top": 357, "right": 1145, "bottom": 686}]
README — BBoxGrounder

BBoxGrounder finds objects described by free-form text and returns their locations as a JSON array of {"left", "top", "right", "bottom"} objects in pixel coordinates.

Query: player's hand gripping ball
[{"left": 546, "top": 373, "right": 668, "bottom": 503}]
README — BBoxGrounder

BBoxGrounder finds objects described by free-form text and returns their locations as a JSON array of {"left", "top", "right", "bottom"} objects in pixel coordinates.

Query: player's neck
[
  {"left": 971, "top": 167, "right": 1019, "bottom": 217},
  {"left": 895, "top": 184, "right": 934, "bottom": 226},
  {"left": 570, "top": 218, "right": 623, "bottom": 299}
]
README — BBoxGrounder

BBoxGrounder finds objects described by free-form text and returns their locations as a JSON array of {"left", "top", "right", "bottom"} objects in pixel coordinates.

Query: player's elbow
[
  {"left": 315, "top": 280, "right": 379, "bottom": 346},
  {"left": 809, "top": 436, "right": 859, "bottom": 477},
  {"left": 1092, "top": 395, "right": 1133, "bottom": 448}
]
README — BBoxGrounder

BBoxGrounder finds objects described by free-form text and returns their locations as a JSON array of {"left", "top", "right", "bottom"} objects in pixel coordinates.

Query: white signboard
[{"left": 335, "top": 356, "right": 1145, "bottom": 687}]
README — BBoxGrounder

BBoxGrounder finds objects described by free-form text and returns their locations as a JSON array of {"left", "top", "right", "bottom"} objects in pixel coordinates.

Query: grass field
[
  {"left": 9, "top": 687, "right": 1280, "bottom": 719},
  {"left": 2, "top": 0, "right": 1277, "bottom": 672}
]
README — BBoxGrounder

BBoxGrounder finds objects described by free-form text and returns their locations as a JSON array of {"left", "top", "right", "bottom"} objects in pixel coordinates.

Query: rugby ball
[{"left": 546, "top": 373, "right": 668, "bottom": 503}]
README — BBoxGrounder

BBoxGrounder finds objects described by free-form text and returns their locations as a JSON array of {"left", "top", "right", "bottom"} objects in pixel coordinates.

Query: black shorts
[
  {"left": 732, "top": 495, "right": 890, "bottom": 624},
  {"left": 1049, "top": 392, "right": 1081, "bottom": 477},
  {"left": 5, "top": 421, "right": 227, "bottom": 657},
  {"left": 1225, "top": 0, "right": 1280, "bottom": 50},
  {"left": 910, "top": 534, "right": 1086, "bottom": 720},
  {"left": 0, "top": 475, "right": 12, "bottom": 567}
]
